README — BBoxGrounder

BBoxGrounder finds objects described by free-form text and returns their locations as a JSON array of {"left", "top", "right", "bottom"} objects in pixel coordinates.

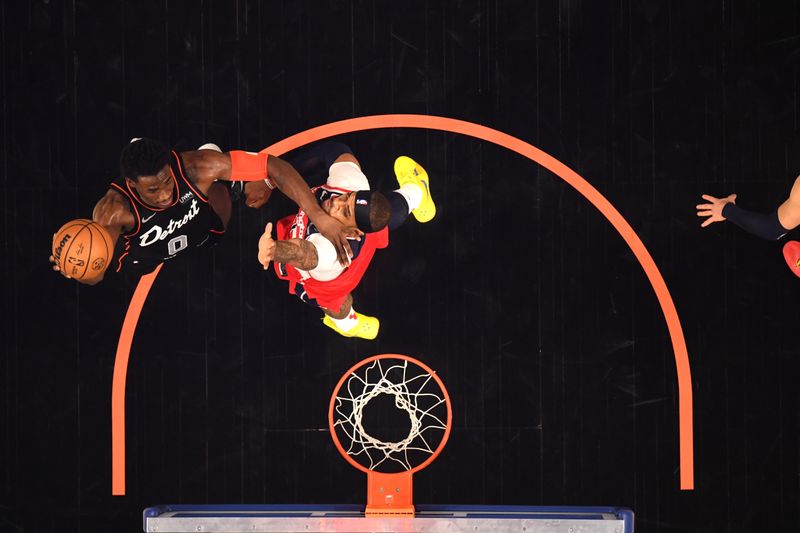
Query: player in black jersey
[{"left": 50, "top": 138, "right": 360, "bottom": 284}]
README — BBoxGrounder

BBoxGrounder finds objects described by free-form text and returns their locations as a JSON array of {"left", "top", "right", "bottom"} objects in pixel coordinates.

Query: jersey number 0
[{"left": 167, "top": 235, "right": 189, "bottom": 255}]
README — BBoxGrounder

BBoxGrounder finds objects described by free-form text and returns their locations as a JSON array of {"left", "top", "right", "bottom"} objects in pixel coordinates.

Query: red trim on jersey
[
  {"left": 115, "top": 246, "right": 130, "bottom": 273},
  {"left": 274, "top": 213, "right": 389, "bottom": 311},
  {"left": 173, "top": 150, "right": 209, "bottom": 203},
  {"left": 109, "top": 182, "right": 142, "bottom": 238},
  {"left": 210, "top": 229, "right": 225, "bottom": 235},
  {"left": 320, "top": 184, "right": 353, "bottom": 194}
]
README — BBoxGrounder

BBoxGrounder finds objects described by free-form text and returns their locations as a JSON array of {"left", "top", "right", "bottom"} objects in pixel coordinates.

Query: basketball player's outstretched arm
[
  {"left": 257, "top": 223, "right": 319, "bottom": 271},
  {"left": 697, "top": 175, "right": 800, "bottom": 239},
  {"left": 182, "top": 149, "right": 360, "bottom": 265},
  {"left": 49, "top": 190, "right": 134, "bottom": 285}
]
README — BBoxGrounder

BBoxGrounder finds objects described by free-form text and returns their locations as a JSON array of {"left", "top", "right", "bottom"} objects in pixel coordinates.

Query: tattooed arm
[
  {"left": 273, "top": 239, "right": 319, "bottom": 270},
  {"left": 257, "top": 222, "right": 349, "bottom": 281}
]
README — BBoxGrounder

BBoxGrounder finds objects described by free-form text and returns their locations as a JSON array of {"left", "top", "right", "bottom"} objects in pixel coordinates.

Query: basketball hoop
[{"left": 328, "top": 354, "right": 452, "bottom": 517}]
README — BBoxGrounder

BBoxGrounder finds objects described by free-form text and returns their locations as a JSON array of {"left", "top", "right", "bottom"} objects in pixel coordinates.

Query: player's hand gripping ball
[{"left": 51, "top": 219, "right": 112, "bottom": 281}]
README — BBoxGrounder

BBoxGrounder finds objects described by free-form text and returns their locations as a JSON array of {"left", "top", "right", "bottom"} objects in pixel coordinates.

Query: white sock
[
  {"left": 395, "top": 184, "right": 423, "bottom": 212},
  {"left": 330, "top": 307, "right": 358, "bottom": 331}
]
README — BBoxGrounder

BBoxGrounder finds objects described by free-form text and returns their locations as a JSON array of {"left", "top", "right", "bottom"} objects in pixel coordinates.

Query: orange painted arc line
[
  {"left": 111, "top": 114, "right": 693, "bottom": 496},
  {"left": 111, "top": 263, "right": 163, "bottom": 496},
  {"left": 263, "top": 114, "right": 694, "bottom": 490}
]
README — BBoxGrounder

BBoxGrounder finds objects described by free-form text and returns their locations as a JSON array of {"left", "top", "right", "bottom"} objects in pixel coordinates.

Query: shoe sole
[{"left": 322, "top": 315, "right": 380, "bottom": 340}]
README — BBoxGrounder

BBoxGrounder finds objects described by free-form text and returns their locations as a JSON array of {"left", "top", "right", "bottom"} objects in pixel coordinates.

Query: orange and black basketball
[{"left": 52, "top": 219, "right": 112, "bottom": 281}]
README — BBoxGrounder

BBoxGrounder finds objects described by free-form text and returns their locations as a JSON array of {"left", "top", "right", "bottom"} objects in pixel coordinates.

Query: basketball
[{"left": 52, "top": 219, "right": 113, "bottom": 281}]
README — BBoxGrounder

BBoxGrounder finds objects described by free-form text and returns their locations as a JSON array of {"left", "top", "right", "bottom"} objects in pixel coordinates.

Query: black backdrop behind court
[{"left": 3, "top": 1, "right": 800, "bottom": 532}]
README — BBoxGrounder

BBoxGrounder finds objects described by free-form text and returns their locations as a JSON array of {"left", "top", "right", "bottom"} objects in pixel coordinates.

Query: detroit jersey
[{"left": 109, "top": 150, "right": 225, "bottom": 272}]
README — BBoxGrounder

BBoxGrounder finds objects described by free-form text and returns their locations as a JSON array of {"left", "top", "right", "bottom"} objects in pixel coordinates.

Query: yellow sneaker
[
  {"left": 322, "top": 312, "right": 380, "bottom": 340},
  {"left": 394, "top": 156, "right": 435, "bottom": 223}
]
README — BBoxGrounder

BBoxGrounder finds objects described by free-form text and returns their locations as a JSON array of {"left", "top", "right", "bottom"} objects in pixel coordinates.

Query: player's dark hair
[
  {"left": 368, "top": 191, "right": 391, "bottom": 232},
  {"left": 353, "top": 191, "right": 391, "bottom": 233},
  {"left": 120, "top": 138, "right": 170, "bottom": 181}
]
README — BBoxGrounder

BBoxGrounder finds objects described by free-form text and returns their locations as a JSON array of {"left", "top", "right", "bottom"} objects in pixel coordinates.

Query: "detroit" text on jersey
[{"left": 138, "top": 199, "right": 201, "bottom": 247}]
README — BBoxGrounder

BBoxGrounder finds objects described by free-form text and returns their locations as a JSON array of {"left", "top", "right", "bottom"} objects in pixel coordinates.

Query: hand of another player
[
  {"left": 257, "top": 222, "right": 276, "bottom": 270},
  {"left": 313, "top": 213, "right": 363, "bottom": 266},
  {"left": 244, "top": 180, "right": 273, "bottom": 209},
  {"left": 696, "top": 193, "right": 736, "bottom": 227}
]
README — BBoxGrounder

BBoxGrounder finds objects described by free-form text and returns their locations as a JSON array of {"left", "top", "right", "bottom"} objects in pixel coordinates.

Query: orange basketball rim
[{"left": 328, "top": 354, "right": 453, "bottom": 516}]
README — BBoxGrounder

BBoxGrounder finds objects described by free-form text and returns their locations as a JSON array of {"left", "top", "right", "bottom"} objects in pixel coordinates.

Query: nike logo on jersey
[
  {"left": 141, "top": 213, "right": 156, "bottom": 223},
  {"left": 138, "top": 199, "right": 201, "bottom": 247}
]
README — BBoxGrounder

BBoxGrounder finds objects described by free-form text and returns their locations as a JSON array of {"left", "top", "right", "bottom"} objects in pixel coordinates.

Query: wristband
[{"left": 229, "top": 151, "right": 269, "bottom": 181}]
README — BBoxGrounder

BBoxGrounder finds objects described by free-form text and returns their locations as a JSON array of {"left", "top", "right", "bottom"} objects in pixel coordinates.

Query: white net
[{"left": 332, "top": 358, "right": 449, "bottom": 472}]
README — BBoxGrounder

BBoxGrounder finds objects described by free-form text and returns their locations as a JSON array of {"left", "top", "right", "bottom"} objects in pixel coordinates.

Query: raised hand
[
  {"left": 257, "top": 222, "right": 276, "bottom": 270},
  {"left": 697, "top": 193, "right": 736, "bottom": 227}
]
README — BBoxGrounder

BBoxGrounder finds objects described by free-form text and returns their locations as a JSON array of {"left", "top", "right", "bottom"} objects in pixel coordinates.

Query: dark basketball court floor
[{"left": 3, "top": 2, "right": 800, "bottom": 532}]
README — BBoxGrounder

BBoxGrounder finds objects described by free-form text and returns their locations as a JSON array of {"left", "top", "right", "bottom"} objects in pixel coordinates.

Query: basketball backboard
[{"left": 143, "top": 504, "right": 634, "bottom": 532}]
